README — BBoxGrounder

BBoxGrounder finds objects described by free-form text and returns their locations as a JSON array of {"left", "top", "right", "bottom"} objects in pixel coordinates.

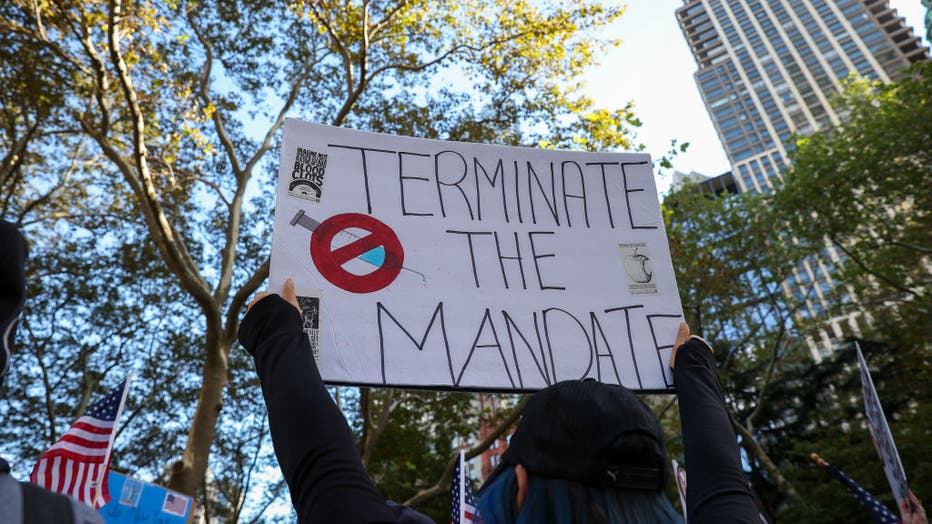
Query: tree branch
[
  {"left": 104, "top": 0, "right": 214, "bottom": 313},
  {"left": 733, "top": 419, "right": 799, "bottom": 500},
  {"left": 232, "top": 425, "right": 267, "bottom": 524},
  {"left": 360, "top": 389, "right": 397, "bottom": 467},
  {"left": 744, "top": 321, "right": 786, "bottom": 433},
  {"left": 830, "top": 235, "right": 920, "bottom": 298},
  {"left": 187, "top": 11, "right": 244, "bottom": 180},
  {"left": 404, "top": 395, "right": 528, "bottom": 509},
  {"left": 16, "top": 137, "right": 84, "bottom": 224},
  {"left": 307, "top": 3, "right": 354, "bottom": 96},
  {"left": 364, "top": 28, "right": 537, "bottom": 81},
  {"left": 368, "top": 0, "right": 411, "bottom": 37},
  {"left": 222, "top": 257, "right": 270, "bottom": 345}
]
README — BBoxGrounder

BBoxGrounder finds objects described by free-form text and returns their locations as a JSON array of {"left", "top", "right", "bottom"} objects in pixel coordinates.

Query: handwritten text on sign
[{"left": 270, "top": 120, "right": 684, "bottom": 392}]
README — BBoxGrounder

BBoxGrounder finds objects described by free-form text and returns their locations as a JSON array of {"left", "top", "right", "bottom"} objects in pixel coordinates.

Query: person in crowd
[
  {"left": 239, "top": 279, "right": 765, "bottom": 523},
  {"left": 241, "top": 281, "right": 932, "bottom": 524},
  {"left": 473, "top": 321, "right": 762, "bottom": 523},
  {"left": 0, "top": 219, "right": 105, "bottom": 524},
  {"left": 903, "top": 491, "right": 928, "bottom": 524}
]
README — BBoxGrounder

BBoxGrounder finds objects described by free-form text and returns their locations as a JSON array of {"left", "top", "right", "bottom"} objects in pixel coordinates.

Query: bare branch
[
  {"left": 404, "top": 395, "right": 528, "bottom": 509},
  {"left": 368, "top": 0, "right": 412, "bottom": 37},
  {"left": 306, "top": 2, "right": 354, "bottom": 95},
  {"left": 222, "top": 257, "right": 270, "bottom": 345},
  {"left": 830, "top": 235, "right": 920, "bottom": 298}
]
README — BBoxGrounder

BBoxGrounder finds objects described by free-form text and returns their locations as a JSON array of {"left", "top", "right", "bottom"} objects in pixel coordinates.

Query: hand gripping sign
[
  {"left": 270, "top": 119, "right": 685, "bottom": 392},
  {"left": 854, "top": 341, "right": 910, "bottom": 513}
]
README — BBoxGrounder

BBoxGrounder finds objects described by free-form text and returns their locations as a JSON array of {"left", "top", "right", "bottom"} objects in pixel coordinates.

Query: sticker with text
[
  {"left": 619, "top": 242, "right": 657, "bottom": 296},
  {"left": 297, "top": 290, "right": 322, "bottom": 365},
  {"left": 288, "top": 147, "right": 328, "bottom": 203}
]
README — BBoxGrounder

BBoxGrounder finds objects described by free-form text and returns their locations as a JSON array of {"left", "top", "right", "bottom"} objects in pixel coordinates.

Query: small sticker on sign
[
  {"left": 297, "top": 289, "right": 323, "bottom": 365},
  {"left": 118, "top": 477, "right": 143, "bottom": 507},
  {"left": 288, "top": 147, "right": 328, "bottom": 203},
  {"left": 161, "top": 492, "right": 189, "bottom": 517},
  {"left": 619, "top": 242, "right": 658, "bottom": 296}
]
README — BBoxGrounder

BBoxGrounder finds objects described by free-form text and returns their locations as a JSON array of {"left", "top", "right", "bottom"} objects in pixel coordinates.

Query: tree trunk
[
  {"left": 404, "top": 396, "right": 528, "bottom": 509},
  {"left": 168, "top": 320, "right": 230, "bottom": 495},
  {"left": 733, "top": 421, "right": 799, "bottom": 500}
]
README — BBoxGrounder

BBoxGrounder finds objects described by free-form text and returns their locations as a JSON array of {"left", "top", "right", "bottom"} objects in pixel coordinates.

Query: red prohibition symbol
[{"left": 310, "top": 213, "right": 404, "bottom": 294}]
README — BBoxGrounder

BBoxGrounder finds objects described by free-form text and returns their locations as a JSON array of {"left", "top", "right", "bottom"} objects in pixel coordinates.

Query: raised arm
[
  {"left": 238, "top": 281, "right": 398, "bottom": 524},
  {"left": 671, "top": 323, "right": 761, "bottom": 523}
]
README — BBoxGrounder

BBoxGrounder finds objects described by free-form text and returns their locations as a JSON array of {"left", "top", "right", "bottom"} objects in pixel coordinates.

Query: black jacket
[{"left": 240, "top": 296, "right": 760, "bottom": 523}]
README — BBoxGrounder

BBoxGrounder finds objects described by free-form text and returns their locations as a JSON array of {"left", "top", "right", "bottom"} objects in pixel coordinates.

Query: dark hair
[{"left": 477, "top": 466, "right": 681, "bottom": 524}]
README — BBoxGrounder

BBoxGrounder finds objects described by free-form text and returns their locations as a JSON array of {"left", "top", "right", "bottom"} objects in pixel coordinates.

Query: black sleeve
[
  {"left": 238, "top": 295, "right": 398, "bottom": 524},
  {"left": 673, "top": 338, "right": 760, "bottom": 523}
]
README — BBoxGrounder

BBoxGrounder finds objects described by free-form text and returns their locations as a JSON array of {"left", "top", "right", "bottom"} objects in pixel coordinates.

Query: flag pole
[
  {"left": 94, "top": 374, "right": 133, "bottom": 507},
  {"left": 810, "top": 453, "right": 828, "bottom": 467},
  {"left": 460, "top": 450, "right": 467, "bottom": 523}
]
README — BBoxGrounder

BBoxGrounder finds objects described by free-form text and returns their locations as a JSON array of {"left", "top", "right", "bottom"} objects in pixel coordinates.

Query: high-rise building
[
  {"left": 676, "top": 0, "right": 929, "bottom": 355},
  {"left": 678, "top": 0, "right": 927, "bottom": 194}
]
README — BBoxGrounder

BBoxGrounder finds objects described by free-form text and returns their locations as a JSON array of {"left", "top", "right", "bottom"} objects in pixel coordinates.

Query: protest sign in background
[
  {"left": 854, "top": 342, "right": 909, "bottom": 511},
  {"left": 100, "top": 471, "right": 192, "bottom": 523},
  {"left": 672, "top": 459, "right": 688, "bottom": 522},
  {"left": 270, "top": 120, "right": 684, "bottom": 392}
]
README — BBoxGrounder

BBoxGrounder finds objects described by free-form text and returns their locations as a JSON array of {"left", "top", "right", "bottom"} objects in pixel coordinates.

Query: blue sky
[{"left": 583, "top": 0, "right": 930, "bottom": 191}]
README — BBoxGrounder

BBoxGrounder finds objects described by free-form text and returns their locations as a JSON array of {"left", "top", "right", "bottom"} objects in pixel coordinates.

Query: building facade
[
  {"left": 475, "top": 393, "right": 510, "bottom": 482},
  {"left": 676, "top": 0, "right": 929, "bottom": 355}
]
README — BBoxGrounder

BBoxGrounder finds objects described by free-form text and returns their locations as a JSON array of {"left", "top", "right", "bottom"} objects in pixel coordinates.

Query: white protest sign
[
  {"left": 269, "top": 119, "right": 684, "bottom": 392},
  {"left": 672, "top": 459, "right": 688, "bottom": 522},
  {"left": 854, "top": 341, "right": 909, "bottom": 509}
]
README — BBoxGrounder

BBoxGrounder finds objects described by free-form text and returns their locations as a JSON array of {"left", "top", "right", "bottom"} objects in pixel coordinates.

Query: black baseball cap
[{"left": 483, "top": 379, "right": 667, "bottom": 492}]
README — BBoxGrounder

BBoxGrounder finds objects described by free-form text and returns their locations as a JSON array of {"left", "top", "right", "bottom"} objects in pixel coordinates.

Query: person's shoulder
[
  {"left": 71, "top": 498, "right": 106, "bottom": 524},
  {"left": 1, "top": 470, "right": 105, "bottom": 524}
]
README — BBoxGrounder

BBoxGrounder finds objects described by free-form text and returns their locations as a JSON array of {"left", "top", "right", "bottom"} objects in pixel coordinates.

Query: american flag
[
  {"left": 814, "top": 454, "right": 902, "bottom": 524},
  {"left": 450, "top": 450, "right": 477, "bottom": 524},
  {"left": 162, "top": 491, "right": 190, "bottom": 517},
  {"left": 30, "top": 378, "right": 130, "bottom": 509}
]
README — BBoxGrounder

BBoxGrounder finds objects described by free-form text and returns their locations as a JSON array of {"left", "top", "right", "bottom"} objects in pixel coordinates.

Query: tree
[
  {"left": 776, "top": 62, "right": 931, "bottom": 344},
  {"left": 739, "top": 333, "right": 931, "bottom": 522},
  {"left": 761, "top": 62, "right": 932, "bottom": 520},
  {"left": 661, "top": 183, "right": 819, "bottom": 514},
  {"left": 1, "top": 0, "right": 640, "bottom": 512},
  {"left": 661, "top": 64, "right": 932, "bottom": 518}
]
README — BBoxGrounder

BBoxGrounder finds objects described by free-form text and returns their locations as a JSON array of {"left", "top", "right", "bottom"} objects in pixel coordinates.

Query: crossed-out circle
[{"left": 310, "top": 213, "right": 404, "bottom": 294}]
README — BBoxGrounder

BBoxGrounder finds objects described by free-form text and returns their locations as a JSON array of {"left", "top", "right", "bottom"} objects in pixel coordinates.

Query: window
[
  {"left": 734, "top": 148, "right": 754, "bottom": 161},
  {"left": 684, "top": 4, "right": 705, "bottom": 17},
  {"left": 862, "top": 31, "right": 883, "bottom": 44},
  {"left": 724, "top": 126, "right": 744, "bottom": 140},
  {"left": 728, "top": 136, "right": 749, "bottom": 150}
]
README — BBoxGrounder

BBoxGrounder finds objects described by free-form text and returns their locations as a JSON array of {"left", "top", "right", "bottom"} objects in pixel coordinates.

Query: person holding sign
[
  {"left": 902, "top": 492, "right": 928, "bottom": 524},
  {"left": 240, "top": 280, "right": 433, "bottom": 524},
  {"left": 239, "top": 281, "right": 760, "bottom": 523},
  {"left": 475, "top": 324, "right": 760, "bottom": 523}
]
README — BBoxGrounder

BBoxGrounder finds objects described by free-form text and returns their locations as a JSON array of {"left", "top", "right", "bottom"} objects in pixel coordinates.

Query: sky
[{"left": 583, "top": 0, "right": 931, "bottom": 190}]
